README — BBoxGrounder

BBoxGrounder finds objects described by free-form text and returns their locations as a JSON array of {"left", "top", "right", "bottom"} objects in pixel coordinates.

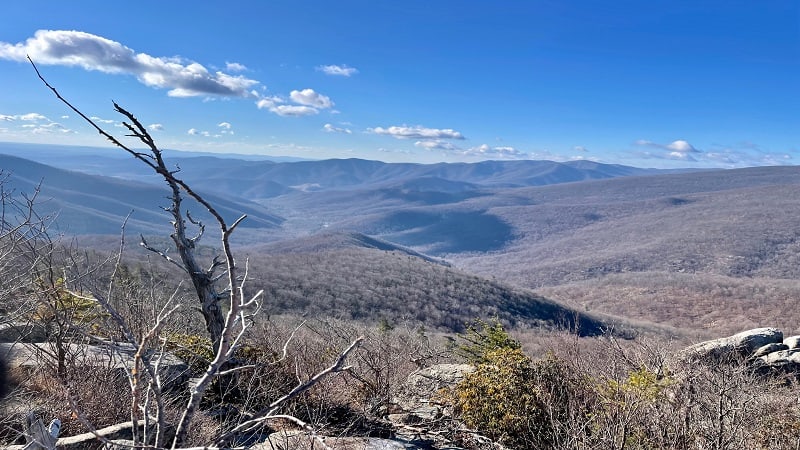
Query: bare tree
[{"left": 29, "top": 58, "right": 362, "bottom": 448}]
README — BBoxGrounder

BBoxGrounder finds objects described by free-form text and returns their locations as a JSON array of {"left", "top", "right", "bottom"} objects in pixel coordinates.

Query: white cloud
[
  {"left": 323, "top": 123, "right": 352, "bottom": 134},
  {"left": 270, "top": 105, "right": 319, "bottom": 117},
  {"left": 573, "top": 145, "right": 588, "bottom": 152},
  {"left": 635, "top": 139, "right": 702, "bottom": 163},
  {"left": 316, "top": 64, "right": 359, "bottom": 77},
  {"left": 414, "top": 140, "right": 460, "bottom": 151},
  {"left": 225, "top": 62, "right": 247, "bottom": 72},
  {"left": 187, "top": 128, "right": 199, "bottom": 135},
  {"left": 289, "top": 89, "right": 334, "bottom": 109},
  {"left": 256, "top": 91, "right": 332, "bottom": 117},
  {"left": 218, "top": 122, "right": 232, "bottom": 129},
  {"left": 148, "top": 123, "right": 163, "bottom": 131},
  {"left": 636, "top": 139, "right": 700, "bottom": 153},
  {"left": 666, "top": 139, "right": 699, "bottom": 153},
  {"left": 369, "top": 125, "right": 465, "bottom": 140},
  {"left": 668, "top": 151, "right": 697, "bottom": 161},
  {"left": 256, "top": 96, "right": 283, "bottom": 110},
  {"left": 19, "top": 113, "right": 47, "bottom": 121},
  {"left": 1, "top": 30, "right": 260, "bottom": 98},
  {"left": 0, "top": 114, "right": 16, "bottom": 121}
]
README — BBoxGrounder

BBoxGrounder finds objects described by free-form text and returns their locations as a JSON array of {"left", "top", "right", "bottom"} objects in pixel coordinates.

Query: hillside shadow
[
  {"left": 372, "top": 210, "right": 514, "bottom": 254},
  {"left": 377, "top": 188, "right": 487, "bottom": 205}
]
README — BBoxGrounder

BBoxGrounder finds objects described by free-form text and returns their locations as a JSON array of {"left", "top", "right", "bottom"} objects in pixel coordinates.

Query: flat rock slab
[
  {"left": 0, "top": 341, "right": 189, "bottom": 388},
  {"left": 256, "top": 431, "right": 424, "bottom": 450}
]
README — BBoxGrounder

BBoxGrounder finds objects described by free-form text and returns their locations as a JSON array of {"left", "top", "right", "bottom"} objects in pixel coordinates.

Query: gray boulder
[
  {"left": 752, "top": 342, "right": 789, "bottom": 358},
  {"left": 0, "top": 322, "right": 49, "bottom": 343},
  {"left": 679, "top": 327, "right": 783, "bottom": 362},
  {"left": 784, "top": 335, "right": 800, "bottom": 349}
]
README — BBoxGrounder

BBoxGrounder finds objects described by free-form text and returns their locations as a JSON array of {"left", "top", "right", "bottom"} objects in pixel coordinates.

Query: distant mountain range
[
  {"left": 0, "top": 142, "right": 689, "bottom": 240},
  {"left": 0, "top": 142, "right": 683, "bottom": 196},
  {"left": 4, "top": 142, "right": 800, "bottom": 336}
]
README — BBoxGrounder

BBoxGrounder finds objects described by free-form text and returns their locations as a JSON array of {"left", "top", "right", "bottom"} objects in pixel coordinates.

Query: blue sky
[{"left": 0, "top": 1, "right": 797, "bottom": 168}]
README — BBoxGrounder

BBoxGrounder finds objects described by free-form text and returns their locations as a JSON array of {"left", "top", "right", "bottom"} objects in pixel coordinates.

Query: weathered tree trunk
[{"left": 171, "top": 225, "right": 225, "bottom": 350}]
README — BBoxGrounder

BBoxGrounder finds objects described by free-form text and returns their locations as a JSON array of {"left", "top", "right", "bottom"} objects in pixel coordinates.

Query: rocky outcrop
[
  {"left": 256, "top": 364, "right": 488, "bottom": 450},
  {"left": 678, "top": 327, "right": 783, "bottom": 362},
  {"left": 678, "top": 328, "right": 800, "bottom": 378},
  {"left": 756, "top": 349, "right": 800, "bottom": 373}
]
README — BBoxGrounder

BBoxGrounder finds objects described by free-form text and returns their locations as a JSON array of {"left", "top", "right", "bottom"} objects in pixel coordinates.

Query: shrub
[
  {"left": 449, "top": 347, "right": 586, "bottom": 449},
  {"left": 455, "top": 318, "right": 521, "bottom": 364}
]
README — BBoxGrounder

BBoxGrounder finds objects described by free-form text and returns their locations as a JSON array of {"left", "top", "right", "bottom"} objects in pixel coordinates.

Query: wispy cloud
[
  {"left": 0, "top": 111, "right": 74, "bottom": 135},
  {"left": 633, "top": 139, "right": 790, "bottom": 166},
  {"left": 368, "top": 125, "right": 465, "bottom": 140},
  {"left": 323, "top": 123, "right": 352, "bottom": 134},
  {"left": 0, "top": 30, "right": 260, "bottom": 98},
  {"left": 317, "top": 64, "right": 358, "bottom": 77},
  {"left": 270, "top": 104, "right": 319, "bottom": 117},
  {"left": 225, "top": 62, "right": 247, "bottom": 72},
  {"left": 90, "top": 116, "right": 116, "bottom": 124},
  {"left": 462, "top": 144, "right": 527, "bottom": 159},
  {"left": 703, "top": 142, "right": 792, "bottom": 167},
  {"left": 148, "top": 123, "right": 163, "bottom": 131}
]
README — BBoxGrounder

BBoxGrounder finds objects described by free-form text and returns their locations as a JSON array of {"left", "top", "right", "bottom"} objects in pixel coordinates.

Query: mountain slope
[
  {"left": 452, "top": 166, "right": 800, "bottom": 284},
  {"left": 0, "top": 154, "right": 283, "bottom": 236},
  {"left": 242, "top": 245, "right": 616, "bottom": 335},
  {"left": 254, "top": 230, "right": 448, "bottom": 265}
]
